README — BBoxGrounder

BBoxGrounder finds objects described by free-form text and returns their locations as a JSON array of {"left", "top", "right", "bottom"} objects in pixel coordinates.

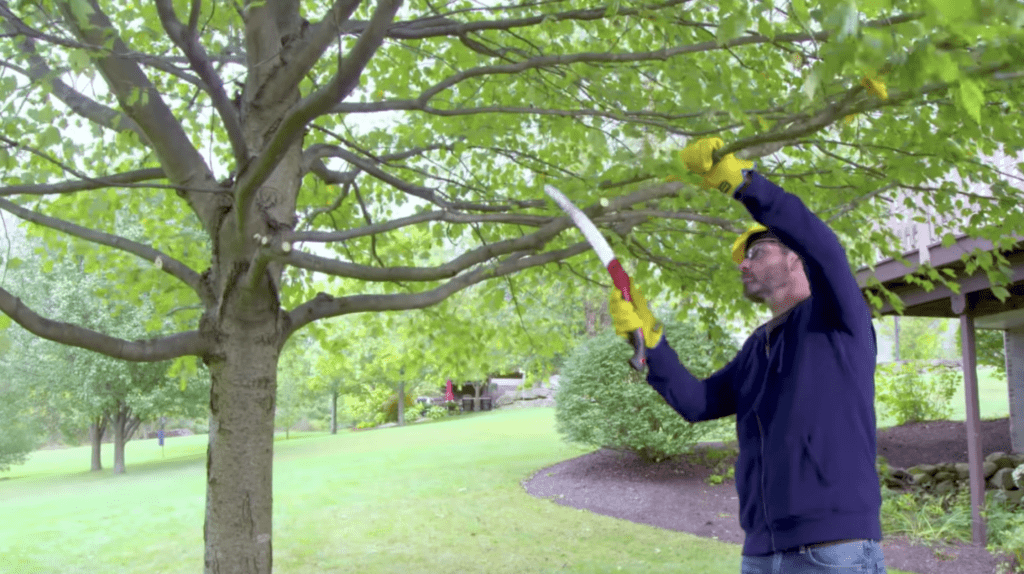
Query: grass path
[{"left": 1, "top": 409, "right": 749, "bottom": 574}]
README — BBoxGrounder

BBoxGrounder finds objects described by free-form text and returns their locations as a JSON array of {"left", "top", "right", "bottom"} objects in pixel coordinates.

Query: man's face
[{"left": 738, "top": 239, "right": 790, "bottom": 303}]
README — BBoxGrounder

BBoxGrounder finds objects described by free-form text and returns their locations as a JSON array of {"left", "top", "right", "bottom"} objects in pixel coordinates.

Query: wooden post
[
  {"left": 953, "top": 294, "right": 987, "bottom": 545},
  {"left": 1005, "top": 328, "right": 1024, "bottom": 453}
]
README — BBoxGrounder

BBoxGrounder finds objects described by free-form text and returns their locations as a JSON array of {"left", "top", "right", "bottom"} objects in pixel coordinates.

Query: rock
[
  {"left": 933, "top": 480, "right": 957, "bottom": 496},
  {"left": 983, "top": 461, "right": 998, "bottom": 479},
  {"left": 986, "top": 452, "right": 1019, "bottom": 470},
  {"left": 885, "top": 469, "right": 912, "bottom": 489},
  {"left": 954, "top": 463, "right": 970, "bottom": 480},
  {"left": 911, "top": 464, "right": 937, "bottom": 475},
  {"left": 1006, "top": 489, "right": 1024, "bottom": 506},
  {"left": 993, "top": 488, "right": 1024, "bottom": 507},
  {"left": 989, "top": 468, "right": 1018, "bottom": 490},
  {"left": 910, "top": 472, "right": 931, "bottom": 486},
  {"left": 934, "top": 470, "right": 956, "bottom": 483}
]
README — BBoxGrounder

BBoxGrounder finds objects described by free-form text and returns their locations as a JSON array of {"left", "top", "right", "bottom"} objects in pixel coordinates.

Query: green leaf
[
  {"left": 792, "top": 0, "right": 810, "bottom": 22},
  {"left": 826, "top": 1, "right": 859, "bottom": 40},
  {"left": 6, "top": 257, "right": 23, "bottom": 270},
  {"left": 39, "top": 126, "right": 60, "bottom": 148},
  {"left": 859, "top": 0, "right": 892, "bottom": 11},
  {"left": 68, "top": 0, "right": 95, "bottom": 28},
  {"left": 927, "top": 0, "right": 976, "bottom": 21},
  {"left": 802, "top": 67, "right": 822, "bottom": 101},
  {"left": 992, "top": 286, "right": 1010, "bottom": 301},
  {"left": 957, "top": 79, "right": 984, "bottom": 124},
  {"left": 716, "top": 14, "right": 749, "bottom": 46},
  {"left": 0, "top": 313, "right": 11, "bottom": 330}
]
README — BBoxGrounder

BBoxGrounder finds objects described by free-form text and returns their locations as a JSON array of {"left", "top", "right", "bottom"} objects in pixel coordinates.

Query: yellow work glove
[
  {"left": 679, "top": 137, "right": 754, "bottom": 195},
  {"left": 608, "top": 285, "right": 663, "bottom": 349}
]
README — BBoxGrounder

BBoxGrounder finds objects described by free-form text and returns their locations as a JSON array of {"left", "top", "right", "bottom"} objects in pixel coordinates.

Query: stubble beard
[{"left": 743, "top": 280, "right": 767, "bottom": 303}]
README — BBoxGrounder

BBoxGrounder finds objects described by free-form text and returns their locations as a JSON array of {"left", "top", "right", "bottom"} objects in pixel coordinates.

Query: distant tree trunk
[
  {"left": 111, "top": 401, "right": 142, "bottom": 475},
  {"left": 397, "top": 382, "right": 405, "bottom": 426},
  {"left": 472, "top": 382, "right": 487, "bottom": 411},
  {"left": 330, "top": 390, "right": 338, "bottom": 434},
  {"left": 894, "top": 315, "right": 901, "bottom": 362},
  {"left": 89, "top": 415, "right": 107, "bottom": 471}
]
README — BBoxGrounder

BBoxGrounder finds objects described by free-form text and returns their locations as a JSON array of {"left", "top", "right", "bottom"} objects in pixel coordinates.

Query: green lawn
[
  {"left": 4, "top": 370, "right": 1002, "bottom": 574},
  {"left": 946, "top": 366, "right": 1010, "bottom": 422},
  {"left": 1, "top": 409, "right": 753, "bottom": 574}
]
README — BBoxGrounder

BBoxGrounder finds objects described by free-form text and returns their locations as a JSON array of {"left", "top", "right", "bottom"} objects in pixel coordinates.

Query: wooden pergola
[{"left": 856, "top": 234, "right": 1024, "bottom": 546}]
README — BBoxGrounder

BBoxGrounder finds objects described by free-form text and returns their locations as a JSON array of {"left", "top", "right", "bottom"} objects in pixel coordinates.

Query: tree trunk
[
  {"left": 330, "top": 390, "right": 338, "bottom": 434},
  {"left": 397, "top": 382, "right": 405, "bottom": 426},
  {"left": 894, "top": 315, "right": 901, "bottom": 362},
  {"left": 113, "top": 405, "right": 126, "bottom": 474},
  {"left": 111, "top": 401, "right": 140, "bottom": 475},
  {"left": 203, "top": 318, "right": 280, "bottom": 574},
  {"left": 89, "top": 416, "right": 106, "bottom": 472}
]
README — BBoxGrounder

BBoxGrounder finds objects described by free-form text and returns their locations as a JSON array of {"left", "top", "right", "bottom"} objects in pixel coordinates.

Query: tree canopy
[{"left": 1, "top": 1, "right": 1023, "bottom": 572}]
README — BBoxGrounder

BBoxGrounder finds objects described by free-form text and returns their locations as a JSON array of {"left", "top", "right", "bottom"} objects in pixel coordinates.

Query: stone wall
[{"left": 878, "top": 452, "right": 1024, "bottom": 506}]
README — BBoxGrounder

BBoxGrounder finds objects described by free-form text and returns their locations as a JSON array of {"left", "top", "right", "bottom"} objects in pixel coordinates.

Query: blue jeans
[{"left": 741, "top": 540, "right": 887, "bottom": 574}]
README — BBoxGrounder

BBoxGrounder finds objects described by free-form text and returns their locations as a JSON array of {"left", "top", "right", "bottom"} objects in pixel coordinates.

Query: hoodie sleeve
[
  {"left": 734, "top": 171, "right": 873, "bottom": 340},
  {"left": 644, "top": 338, "right": 740, "bottom": 422}
]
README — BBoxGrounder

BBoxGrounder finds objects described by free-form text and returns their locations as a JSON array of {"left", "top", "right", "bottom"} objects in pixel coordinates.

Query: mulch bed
[{"left": 523, "top": 418, "right": 1019, "bottom": 574}]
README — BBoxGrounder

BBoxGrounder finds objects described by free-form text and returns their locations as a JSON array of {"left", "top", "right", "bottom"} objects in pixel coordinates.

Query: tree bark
[
  {"left": 330, "top": 390, "right": 338, "bottom": 434},
  {"left": 111, "top": 401, "right": 141, "bottom": 474},
  {"left": 89, "top": 416, "right": 107, "bottom": 472},
  {"left": 203, "top": 315, "right": 280, "bottom": 574},
  {"left": 397, "top": 382, "right": 405, "bottom": 426},
  {"left": 894, "top": 315, "right": 901, "bottom": 362}
]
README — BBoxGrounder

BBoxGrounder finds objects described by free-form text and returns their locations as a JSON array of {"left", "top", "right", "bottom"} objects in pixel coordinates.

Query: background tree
[
  {"left": 1, "top": 2, "right": 1023, "bottom": 572},
  {"left": 0, "top": 366, "right": 38, "bottom": 472}
]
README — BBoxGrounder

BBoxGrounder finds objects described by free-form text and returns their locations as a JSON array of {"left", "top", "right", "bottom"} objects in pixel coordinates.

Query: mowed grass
[
  {"left": 1, "top": 366, "right": 1000, "bottom": 574},
  {"left": 1, "top": 408, "right": 752, "bottom": 574}
]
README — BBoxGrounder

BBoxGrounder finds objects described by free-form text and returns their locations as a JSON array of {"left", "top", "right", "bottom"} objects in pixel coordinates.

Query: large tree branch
[
  {"left": 279, "top": 180, "right": 684, "bottom": 281},
  {"left": 0, "top": 286, "right": 208, "bottom": 361},
  {"left": 154, "top": 0, "right": 248, "bottom": 166},
  {"left": 0, "top": 168, "right": 165, "bottom": 197},
  {"left": 325, "top": 12, "right": 923, "bottom": 122},
  {"left": 302, "top": 143, "right": 545, "bottom": 212},
  {"left": 268, "top": 0, "right": 364, "bottom": 103},
  {"left": 0, "top": 198, "right": 209, "bottom": 303},
  {"left": 58, "top": 0, "right": 221, "bottom": 231},
  {"left": 0, "top": 4, "right": 147, "bottom": 141},
  {"left": 286, "top": 210, "right": 550, "bottom": 244},
  {"left": 284, "top": 242, "right": 590, "bottom": 339},
  {"left": 235, "top": 0, "right": 401, "bottom": 231},
  {"left": 721, "top": 62, "right": 1021, "bottom": 162},
  {"left": 341, "top": 1, "right": 698, "bottom": 40}
]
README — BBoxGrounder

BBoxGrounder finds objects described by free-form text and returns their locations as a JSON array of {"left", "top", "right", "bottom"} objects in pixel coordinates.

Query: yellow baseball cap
[{"left": 731, "top": 223, "right": 771, "bottom": 265}]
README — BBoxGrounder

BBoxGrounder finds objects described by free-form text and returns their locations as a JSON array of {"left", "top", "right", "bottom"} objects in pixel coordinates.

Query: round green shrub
[{"left": 555, "top": 321, "right": 736, "bottom": 463}]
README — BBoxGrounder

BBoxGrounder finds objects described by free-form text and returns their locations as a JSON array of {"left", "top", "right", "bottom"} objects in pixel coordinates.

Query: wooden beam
[{"left": 956, "top": 301, "right": 987, "bottom": 545}]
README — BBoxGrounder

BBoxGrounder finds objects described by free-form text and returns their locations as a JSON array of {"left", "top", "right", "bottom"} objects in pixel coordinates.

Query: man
[{"left": 609, "top": 137, "right": 886, "bottom": 573}]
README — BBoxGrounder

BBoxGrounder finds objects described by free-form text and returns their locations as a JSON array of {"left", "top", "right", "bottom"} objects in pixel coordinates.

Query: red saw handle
[{"left": 607, "top": 260, "right": 646, "bottom": 371}]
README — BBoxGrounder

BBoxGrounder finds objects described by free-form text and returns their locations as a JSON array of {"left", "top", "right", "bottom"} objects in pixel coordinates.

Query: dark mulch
[{"left": 524, "top": 418, "right": 1019, "bottom": 574}]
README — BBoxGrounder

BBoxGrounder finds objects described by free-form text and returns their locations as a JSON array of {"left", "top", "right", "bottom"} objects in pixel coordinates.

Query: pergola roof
[{"left": 856, "top": 234, "right": 1024, "bottom": 327}]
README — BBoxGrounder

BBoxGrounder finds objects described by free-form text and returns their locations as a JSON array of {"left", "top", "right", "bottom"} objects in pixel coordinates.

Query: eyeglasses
[{"left": 744, "top": 240, "right": 780, "bottom": 262}]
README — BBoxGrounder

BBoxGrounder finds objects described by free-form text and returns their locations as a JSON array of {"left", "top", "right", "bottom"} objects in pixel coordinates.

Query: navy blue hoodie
[{"left": 644, "top": 171, "right": 882, "bottom": 556}]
